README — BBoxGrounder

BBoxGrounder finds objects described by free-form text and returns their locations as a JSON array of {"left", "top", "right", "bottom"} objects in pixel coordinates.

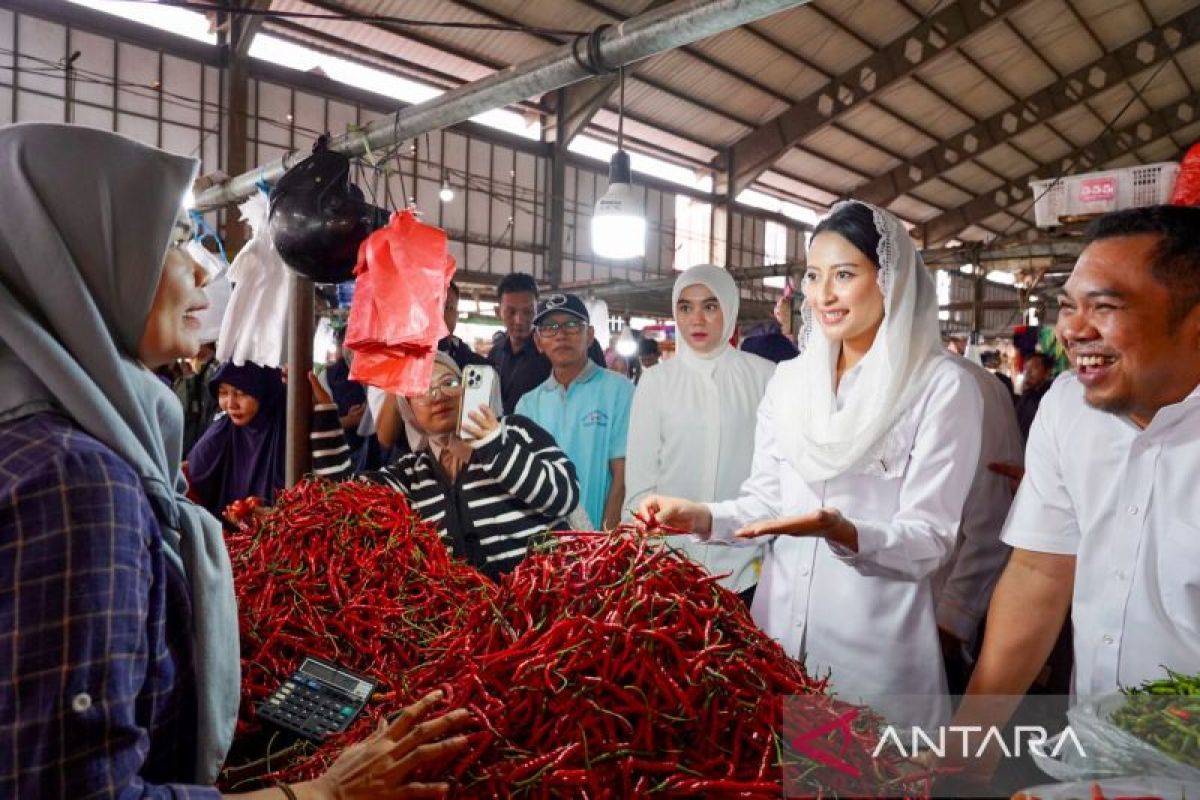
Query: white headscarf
[
  {"left": 671, "top": 264, "right": 739, "bottom": 367},
  {"left": 778, "top": 200, "right": 944, "bottom": 481},
  {"left": 395, "top": 352, "right": 463, "bottom": 455}
]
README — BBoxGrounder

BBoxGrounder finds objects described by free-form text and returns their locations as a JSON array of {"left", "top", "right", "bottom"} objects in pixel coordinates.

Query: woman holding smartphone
[
  {"left": 308, "top": 353, "right": 581, "bottom": 578},
  {"left": 640, "top": 201, "right": 983, "bottom": 730}
]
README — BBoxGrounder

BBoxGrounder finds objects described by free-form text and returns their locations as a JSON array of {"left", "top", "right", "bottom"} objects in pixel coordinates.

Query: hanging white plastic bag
[{"left": 217, "top": 190, "right": 290, "bottom": 367}]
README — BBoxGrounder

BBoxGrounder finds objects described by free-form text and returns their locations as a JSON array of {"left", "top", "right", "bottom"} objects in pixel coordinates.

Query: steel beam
[
  {"left": 715, "top": 0, "right": 1030, "bottom": 197},
  {"left": 921, "top": 92, "right": 1199, "bottom": 246},
  {"left": 855, "top": 3, "right": 1200, "bottom": 208},
  {"left": 195, "top": 0, "right": 810, "bottom": 210}
]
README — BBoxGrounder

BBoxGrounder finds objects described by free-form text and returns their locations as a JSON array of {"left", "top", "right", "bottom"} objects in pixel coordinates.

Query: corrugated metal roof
[
  {"left": 837, "top": 104, "right": 937, "bottom": 159},
  {"left": 253, "top": 0, "right": 1200, "bottom": 244}
]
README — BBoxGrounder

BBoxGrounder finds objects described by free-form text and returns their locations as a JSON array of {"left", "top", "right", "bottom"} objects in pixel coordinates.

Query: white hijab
[
  {"left": 672, "top": 264, "right": 739, "bottom": 368},
  {"left": 778, "top": 200, "right": 944, "bottom": 481},
  {"left": 395, "top": 352, "right": 463, "bottom": 455}
]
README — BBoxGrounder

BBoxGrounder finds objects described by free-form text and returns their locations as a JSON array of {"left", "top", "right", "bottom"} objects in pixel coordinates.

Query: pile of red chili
[
  {"left": 400, "top": 530, "right": 924, "bottom": 798},
  {"left": 220, "top": 478, "right": 495, "bottom": 783},
  {"left": 221, "top": 482, "right": 926, "bottom": 797}
]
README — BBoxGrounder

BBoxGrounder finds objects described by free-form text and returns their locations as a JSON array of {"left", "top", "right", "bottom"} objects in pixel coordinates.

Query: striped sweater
[{"left": 310, "top": 405, "right": 579, "bottom": 578}]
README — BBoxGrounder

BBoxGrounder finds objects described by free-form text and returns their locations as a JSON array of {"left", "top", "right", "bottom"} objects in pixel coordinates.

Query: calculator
[{"left": 257, "top": 657, "right": 376, "bottom": 742}]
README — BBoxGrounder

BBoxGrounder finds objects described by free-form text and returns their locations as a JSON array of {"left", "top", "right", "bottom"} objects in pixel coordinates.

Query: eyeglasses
[
  {"left": 536, "top": 319, "right": 587, "bottom": 337},
  {"left": 408, "top": 376, "right": 464, "bottom": 405}
]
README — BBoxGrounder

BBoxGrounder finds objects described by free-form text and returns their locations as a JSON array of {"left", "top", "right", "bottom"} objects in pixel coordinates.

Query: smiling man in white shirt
[{"left": 952, "top": 204, "right": 1200, "bottom": 778}]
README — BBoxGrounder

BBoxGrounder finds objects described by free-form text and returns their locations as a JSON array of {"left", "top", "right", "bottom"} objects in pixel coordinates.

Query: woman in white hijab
[
  {"left": 624, "top": 265, "right": 775, "bottom": 598},
  {"left": 0, "top": 123, "right": 467, "bottom": 798},
  {"left": 640, "top": 201, "right": 983, "bottom": 730}
]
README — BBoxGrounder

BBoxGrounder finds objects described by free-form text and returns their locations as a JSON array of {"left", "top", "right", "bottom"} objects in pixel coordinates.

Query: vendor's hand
[
  {"left": 299, "top": 690, "right": 471, "bottom": 800},
  {"left": 636, "top": 495, "right": 712, "bottom": 535},
  {"left": 307, "top": 371, "right": 334, "bottom": 407},
  {"left": 987, "top": 462, "right": 1024, "bottom": 494},
  {"left": 735, "top": 508, "right": 856, "bottom": 550},
  {"left": 458, "top": 405, "right": 500, "bottom": 443}
]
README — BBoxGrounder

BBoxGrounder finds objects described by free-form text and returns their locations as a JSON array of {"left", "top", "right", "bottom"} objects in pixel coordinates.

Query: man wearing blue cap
[{"left": 516, "top": 293, "right": 634, "bottom": 530}]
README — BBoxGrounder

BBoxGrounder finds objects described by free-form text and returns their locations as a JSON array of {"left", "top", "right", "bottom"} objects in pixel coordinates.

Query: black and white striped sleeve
[
  {"left": 471, "top": 415, "right": 579, "bottom": 519},
  {"left": 310, "top": 404, "right": 353, "bottom": 479}
]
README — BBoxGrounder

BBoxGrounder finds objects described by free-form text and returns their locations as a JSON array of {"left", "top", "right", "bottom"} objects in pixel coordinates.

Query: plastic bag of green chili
[
  {"left": 1031, "top": 672, "right": 1200, "bottom": 783},
  {"left": 1014, "top": 775, "right": 1199, "bottom": 800}
]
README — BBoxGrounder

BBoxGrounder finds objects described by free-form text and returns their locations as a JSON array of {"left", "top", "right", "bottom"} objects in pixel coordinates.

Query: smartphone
[{"left": 457, "top": 365, "right": 500, "bottom": 440}]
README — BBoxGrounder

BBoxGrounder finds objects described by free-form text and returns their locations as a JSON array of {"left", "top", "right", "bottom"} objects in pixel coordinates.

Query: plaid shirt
[{"left": 0, "top": 413, "right": 219, "bottom": 798}]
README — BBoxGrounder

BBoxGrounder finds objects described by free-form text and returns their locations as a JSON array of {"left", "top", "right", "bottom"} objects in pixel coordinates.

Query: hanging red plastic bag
[
  {"left": 345, "top": 210, "right": 451, "bottom": 349},
  {"left": 1171, "top": 141, "right": 1200, "bottom": 206},
  {"left": 345, "top": 210, "right": 456, "bottom": 396}
]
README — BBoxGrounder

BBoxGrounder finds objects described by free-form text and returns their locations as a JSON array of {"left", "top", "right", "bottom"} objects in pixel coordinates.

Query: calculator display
[{"left": 299, "top": 659, "right": 373, "bottom": 700}]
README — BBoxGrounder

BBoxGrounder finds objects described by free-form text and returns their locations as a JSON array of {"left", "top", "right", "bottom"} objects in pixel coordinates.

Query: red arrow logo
[{"left": 788, "top": 708, "right": 863, "bottom": 778}]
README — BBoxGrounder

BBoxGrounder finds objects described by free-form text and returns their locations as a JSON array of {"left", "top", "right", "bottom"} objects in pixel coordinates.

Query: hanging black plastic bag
[{"left": 269, "top": 137, "right": 374, "bottom": 283}]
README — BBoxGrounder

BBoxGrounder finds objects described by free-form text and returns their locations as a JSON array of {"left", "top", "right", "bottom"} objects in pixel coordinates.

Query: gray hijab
[{"left": 0, "top": 123, "right": 239, "bottom": 783}]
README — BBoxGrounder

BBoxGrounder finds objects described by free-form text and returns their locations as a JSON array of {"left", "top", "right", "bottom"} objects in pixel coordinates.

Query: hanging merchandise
[
  {"left": 584, "top": 296, "right": 611, "bottom": 349},
  {"left": 1172, "top": 141, "right": 1200, "bottom": 206},
  {"left": 345, "top": 210, "right": 456, "bottom": 396},
  {"left": 217, "top": 189, "right": 290, "bottom": 368},
  {"left": 269, "top": 136, "right": 377, "bottom": 284}
]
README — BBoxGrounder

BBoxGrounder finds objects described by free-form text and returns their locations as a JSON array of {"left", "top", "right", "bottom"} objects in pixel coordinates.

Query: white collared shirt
[
  {"left": 933, "top": 358, "right": 1023, "bottom": 646},
  {"left": 706, "top": 356, "right": 983, "bottom": 730},
  {"left": 624, "top": 347, "right": 776, "bottom": 592},
  {"left": 1002, "top": 374, "right": 1200, "bottom": 697}
]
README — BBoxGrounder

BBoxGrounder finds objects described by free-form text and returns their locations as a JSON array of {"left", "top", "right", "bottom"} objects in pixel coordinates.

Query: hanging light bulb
[
  {"left": 592, "top": 67, "right": 645, "bottom": 260},
  {"left": 439, "top": 176, "right": 454, "bottom": 203},
  {"left": 615, "top": 325, "right": 638, "bottom": 357}
]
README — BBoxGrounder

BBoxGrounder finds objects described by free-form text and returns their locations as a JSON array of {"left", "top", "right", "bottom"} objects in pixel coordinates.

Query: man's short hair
[
  {"left": 1028, "top": 352, "right": 1055, "bottom": 372},
  {"left": 447, "top": 280, "right": 460, "bottom": 298},
  {"left": 496, "top": 272, "right": 538, "bottom": 301},
  {"left": 638, "top": 338, "right": 660, "bottom": 358},
  {"left": 1084, "top": 205, "right": 1200, "bottom": 330}
]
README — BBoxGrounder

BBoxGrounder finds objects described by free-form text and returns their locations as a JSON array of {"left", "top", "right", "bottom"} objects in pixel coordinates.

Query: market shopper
[
  {"left": 487, "top": 272, "right": 550, "bottom": 414},
  {"left": 637, "top": 337, "right": 660, "bottom": 372},
  {"left": 951, "top": 204, "right": 1200, "bottom": 777},
  {"left": 186, "top": 361, "right": 288, "bottom": 519},
  {"left": 323, "top": 330, "right": 369, "bottom": 463},
  {"left": 176, "top": 340, "right": 221, "bottom": 453},
  {"left": 517, "top": 293, "right": 634, "bottom": 530},
  {"left": 439, "top": 280, "right": 487, "bottom": 369},
  {"left": 638, "top": 200, "right": 983, "bottom": 730},
  {"left": 624, "top": 265, "right": 775, "bottom": 600},
  {"left": 0, "top": 123, "right": 467, "bottom": 798},
  {"left": 309, "top": 352, "right": 580, "bottom": 579},
  {"left": 1015, "top": 351, "right": 1055, "bottom": 441}
]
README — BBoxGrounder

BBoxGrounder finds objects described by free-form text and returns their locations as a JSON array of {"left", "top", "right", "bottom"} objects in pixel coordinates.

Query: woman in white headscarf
[
  {"left": 0, "top": 123, "right": 467, "bottom": 798},
  {"left": 624, "top": 265, "right": 775, "bottom": 599},
  {"left": 640, "top": 201, "right": 983, "bottom": 730}
]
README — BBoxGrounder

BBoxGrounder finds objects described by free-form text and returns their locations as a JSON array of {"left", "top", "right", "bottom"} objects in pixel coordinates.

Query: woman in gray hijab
[{"left": 0, "top": 123, "right": 467, "bottom": 798}]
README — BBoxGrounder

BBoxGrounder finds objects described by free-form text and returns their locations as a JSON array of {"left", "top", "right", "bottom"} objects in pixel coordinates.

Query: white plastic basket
[{"left": 1030, "top": 162, "right": 1179, "bottom": 227}]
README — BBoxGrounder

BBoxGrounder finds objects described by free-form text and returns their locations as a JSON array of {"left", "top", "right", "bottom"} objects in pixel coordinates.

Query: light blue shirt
[{"left": 516, "top": 361, "right": 633, "bottom": 528}]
